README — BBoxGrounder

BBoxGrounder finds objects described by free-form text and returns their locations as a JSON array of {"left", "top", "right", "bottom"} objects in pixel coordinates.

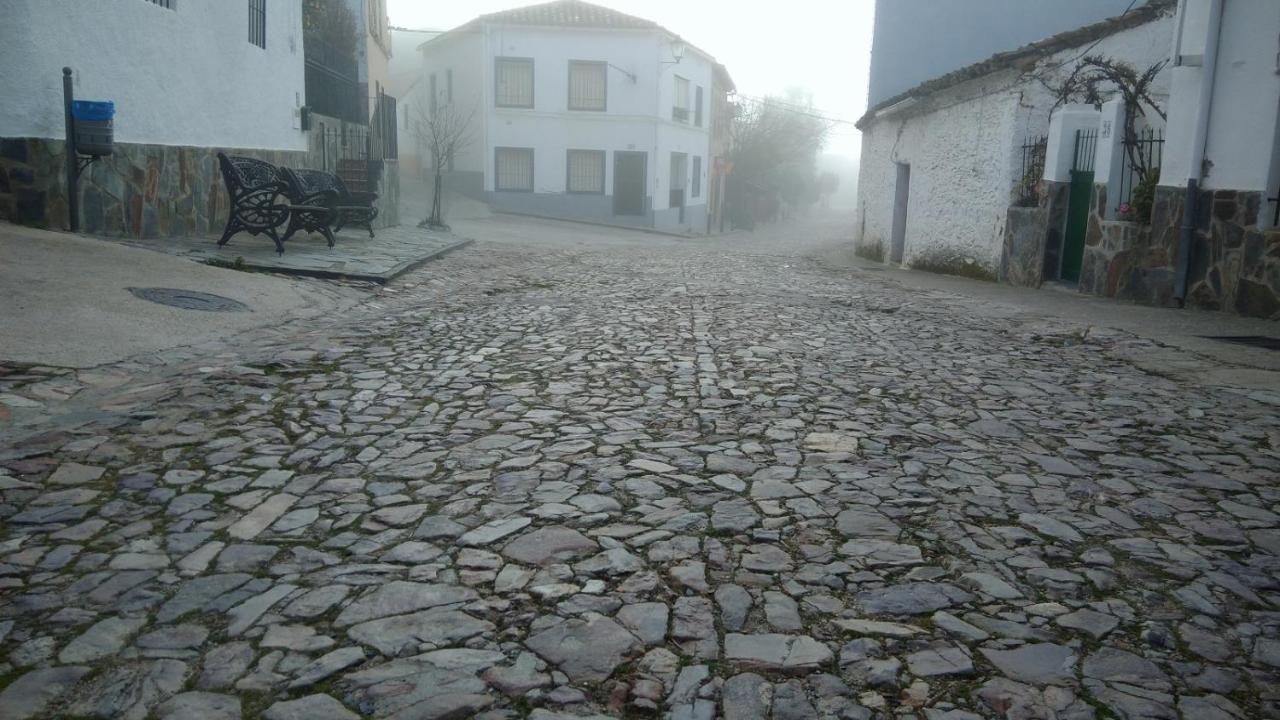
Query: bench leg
[
  {"left": 217, "top": 217, "right": 240, "bottom": 247},
  {"left": 266, "top": 225, "right": 285, "bottom": 255},
  {"left": 322, "top": 226, "right": 336, "bottom": 249}
]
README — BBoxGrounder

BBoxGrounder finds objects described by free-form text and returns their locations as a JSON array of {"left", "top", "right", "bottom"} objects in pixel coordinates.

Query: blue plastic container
[
  {"left": 71, "top": 100, "right": 114, "bottom": 122},
  {"left": 71, "top": 100, "right": 114, "bottom": 156}
]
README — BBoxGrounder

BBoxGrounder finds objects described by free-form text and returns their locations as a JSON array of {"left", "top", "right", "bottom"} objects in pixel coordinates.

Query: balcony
[{"left": 672, "top": 106, "right": 690, "bottom": 123}]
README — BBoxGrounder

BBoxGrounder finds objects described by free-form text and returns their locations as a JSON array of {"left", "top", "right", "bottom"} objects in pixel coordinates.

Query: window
[
  {"left": 248, "top": 0, "right": 266, "bottom": 48},
  {"left": 566, "top": 150, "right": 605, "bottom": 194},
  {"left": 495, "top": 147, "right": 534, "bottom": 191},
  {"left": 673, "top": 76, "right": 690, "bottom": 122},
  {"left": 145, "top": 0, "right": 175, "bottom": 8},
  {"left": 692, "top": 156, "right": 701, "bottom": 198},
  {"left": 496, "top": 58, "right": 534, "bottom": 108},
  {"left": 429, "top": 74, "right": 438, "bottom": 115},
  {"left": 694, "top": 86, "right": 704, "bottom": 127},
  {"left": 447, "top": 69, "right": 453, "bottom": 102},
  {"left": 568, "top": 61, "right": 606, "bottom": 111}
]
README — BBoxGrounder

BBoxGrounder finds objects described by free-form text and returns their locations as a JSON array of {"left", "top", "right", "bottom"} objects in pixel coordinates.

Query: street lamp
[{"left": 664, "top": 37, "right": 685, "bottom": 65}]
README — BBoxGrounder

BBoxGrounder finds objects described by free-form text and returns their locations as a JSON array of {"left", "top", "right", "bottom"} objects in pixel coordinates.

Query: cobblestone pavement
[{"left": 1, "top": 223, "right": 1279, "bottom": 720}]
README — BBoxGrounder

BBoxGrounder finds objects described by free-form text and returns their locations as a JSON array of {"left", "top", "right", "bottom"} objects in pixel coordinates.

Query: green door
[{"left": 1061, "top": 169, "right": 1094, "bottom": 283}]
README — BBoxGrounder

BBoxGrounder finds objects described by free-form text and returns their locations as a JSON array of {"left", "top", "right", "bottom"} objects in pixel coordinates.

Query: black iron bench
[
  {"left": 281, "top": 168, "right": 379, "bottom": 241},
  {"left": 329, "top": 165, "right": 380, "bottom": 239},
  {"left": 280, "top": 167, "right": 339, "bottom": 248},
  {"left": 216, "top": 153, "right": 294, "bottom": 254}
]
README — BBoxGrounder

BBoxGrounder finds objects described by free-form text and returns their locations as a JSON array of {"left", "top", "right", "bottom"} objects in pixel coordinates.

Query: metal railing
[
  {"left": 304, "top": 37, "right": 363, "bottom": 124},
  {"left": 1073, "top": 129, "right": 1098, "bottom": 173},
  {"left": 1015, "top": 135, "right": 1047, "bottom": 206},
  {"left": 1117, "top": 128, "right": 1164, "bottom": 220}
]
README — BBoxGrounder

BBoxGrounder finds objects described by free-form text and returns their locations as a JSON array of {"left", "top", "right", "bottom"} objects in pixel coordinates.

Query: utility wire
[{"left": 734, "top": 93, "right": 861, "bottom": 126}]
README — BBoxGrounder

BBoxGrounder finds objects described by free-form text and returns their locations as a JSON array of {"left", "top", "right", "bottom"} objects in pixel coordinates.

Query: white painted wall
[
  {"left": 1044, "top": 105, "right": 1103, "bottom": 183},
  {"left": 0, "top": 0, "right": 306, "bottom": 151},
  {"left": 417, "top": 32, "right": 487, "bottom": 175},
  {"left": 421, "top": 23, "right": 713, "bottom": 223},
  {"left": 1161, "top": 0, "right": 1280, "bottom": 193},
  {"left": 856, "top": 14, "right": 1174, "bottom": 271}
]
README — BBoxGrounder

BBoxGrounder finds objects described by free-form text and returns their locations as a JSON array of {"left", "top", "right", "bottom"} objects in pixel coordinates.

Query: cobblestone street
[{"left": 1, "top": 218, "right": 1278, "bottom": 720}]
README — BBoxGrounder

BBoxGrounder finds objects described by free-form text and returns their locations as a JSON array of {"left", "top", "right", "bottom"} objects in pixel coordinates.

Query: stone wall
[
  {"left": 1075, "top": 185, "right": 1280, "bottom": 318},
  {"left": 1153, "top": 187, "right": 1279, "bottom": 318},
  {"left": 999, "top": 206, "right": 1048, "bottom": 287},
  {"left": 0, "top": 114, "right": 401, "bottom": 238},
  {"left": 999, "top": 180, "right": 1071, "bottom": 287}
]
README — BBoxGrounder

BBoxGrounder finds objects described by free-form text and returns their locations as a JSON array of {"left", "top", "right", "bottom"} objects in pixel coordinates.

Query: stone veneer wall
[
  {"left": 1077, "top": 184, "right": 1280, "bottom": 318},
  {"left": 0, "top": 114, "right": 400, "bottom": 238},
  {"left": 1000, "top": 180, "right": 1070, "bottom": 287}
]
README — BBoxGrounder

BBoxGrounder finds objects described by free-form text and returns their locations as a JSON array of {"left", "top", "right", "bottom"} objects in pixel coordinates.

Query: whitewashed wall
[
  {"left": 856, "top": 14, "right": 1174, "bottom": 272},
  {"left": 0, "top": 0, "right": 306, "bottom": 151},
  {"left": 417, "top": 32, "right": 487, "bottom": 175},
  {"left": 1162, "top": 0, "right": 1280, "bottom": 193}
]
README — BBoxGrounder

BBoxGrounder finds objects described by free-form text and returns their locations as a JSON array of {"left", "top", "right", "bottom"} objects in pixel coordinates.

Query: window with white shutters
[
  {"left": 495, "top": 147, "right": 534, "bottom": 191},
  {"left": 568, "top": 61, "right": 606, "bottom": 111},
  {"left": 566, "top": 150, "right": 605, "bottom": 193},
  {"left": 495, "top": 58, "right": 534, "bottom": 108}
]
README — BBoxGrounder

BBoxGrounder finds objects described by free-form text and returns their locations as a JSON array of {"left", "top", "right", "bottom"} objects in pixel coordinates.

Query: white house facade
[
  {"left": 0, "top": 0, "right": 307, "bottom": 237},
  {"left": 854, "top": 1, "right": 1174, "bottom": 279},
  {"left": 418, "top": 0, "right": 720, "bottom": 233}
]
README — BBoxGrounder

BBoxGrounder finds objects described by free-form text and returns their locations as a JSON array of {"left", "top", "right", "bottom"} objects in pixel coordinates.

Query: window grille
[
  {"left": 145, "top": 0, "right": 175, "bottom": 9},
  {"left": 567, "top": 150, "right": 605, "bottom": 193},
  {"left": 248, "top": 0, "right": 266, "bottom": 49},
  {"left": 568, "top": 62, "right": 606, "bottom": 111},
  {"left": 694, "top": 87, "right": 704, "bottom": 127},
  {"left": 496, "top": 147, "right": 534, "bottom": 191},
  {"left": 673, "top": 76, "right": 690, "bottom": 122},
  {"left": 496, "top": 58, "right": 534, "bottom": 108}
]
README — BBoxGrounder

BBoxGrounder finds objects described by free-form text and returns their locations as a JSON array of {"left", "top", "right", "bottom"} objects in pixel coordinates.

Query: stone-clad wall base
[
  {"left": 1074, "top": 185, "right": 1280, "bottom": 318},
  {"left": 1151, "top": 187, "right": 1280, "bottom": 319},
  {"left": 0, "top": 138, "right": 308, "bottom": 239},
  {"left": 1, "top": 124, "right": 401, "bottom": 239},
  {"left": 1000, "top": 206, "right": 1048, "bottom": 287}
]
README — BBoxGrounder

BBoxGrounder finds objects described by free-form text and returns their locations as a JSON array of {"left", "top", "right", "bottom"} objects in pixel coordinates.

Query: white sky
[{"left": 386, "top": 0, "right": 875, "bottom": 158}]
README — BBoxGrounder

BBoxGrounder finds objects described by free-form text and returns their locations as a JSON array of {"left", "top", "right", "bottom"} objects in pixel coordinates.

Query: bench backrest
[{"left": 218, "top": 153, "right": 286, "bottom": 193}]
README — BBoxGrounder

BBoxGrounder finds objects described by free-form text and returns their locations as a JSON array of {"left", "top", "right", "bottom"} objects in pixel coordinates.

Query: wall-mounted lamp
[{"left": 663, "top": 38, "right": 686, "bottom": 65}]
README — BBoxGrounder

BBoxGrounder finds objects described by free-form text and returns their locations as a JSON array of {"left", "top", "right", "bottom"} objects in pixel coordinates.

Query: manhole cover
[
  {"left": 1203, "top": 336, "right": 1280, "bottom": 351},
  {"left": 127, "top": 287, "right": 251, "bottom": 313}
]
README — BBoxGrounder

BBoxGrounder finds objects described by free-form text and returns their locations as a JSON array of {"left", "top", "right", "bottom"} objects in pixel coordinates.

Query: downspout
[{"left": 1174, "top": 0, "right": 1224, "bottom": 304}]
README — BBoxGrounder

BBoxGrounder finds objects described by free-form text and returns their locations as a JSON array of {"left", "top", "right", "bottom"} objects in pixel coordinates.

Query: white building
[
  {"left": 1153, "top": 0, "right": 1280, "bottom": 315},
  {"left": 854, "top": 1, "right": 1174, "bottom": 277},
  {"left": 417, "top": 0, "right": 721, "bottom": 233},
  {"left": 0, "top": 0, "right": 306, "bottom": 236}
]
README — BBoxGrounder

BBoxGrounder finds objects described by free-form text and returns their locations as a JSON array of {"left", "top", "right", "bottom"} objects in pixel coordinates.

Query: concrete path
[
  {"left": 0, "top": 213, "right": 1278, "bottom": 720},
  {"left": 0, "top": 224, "right": 361, "bottom": 368}
]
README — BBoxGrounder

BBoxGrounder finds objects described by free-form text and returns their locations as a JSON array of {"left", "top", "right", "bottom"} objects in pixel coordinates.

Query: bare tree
[
  {"left": 727, "top": 93, "right": 833, "bottom": 227},
  {"left": 409, "top": 93, "right": 477, "bottom": 230}
]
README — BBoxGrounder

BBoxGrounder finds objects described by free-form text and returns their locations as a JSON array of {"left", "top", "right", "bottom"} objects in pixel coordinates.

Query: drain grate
[
  {"left": 1203, "top": 335, "right": 1280, "bottom": 351},
  {"left": 128, "top": 287, "right": 251, "bottom": 313}
]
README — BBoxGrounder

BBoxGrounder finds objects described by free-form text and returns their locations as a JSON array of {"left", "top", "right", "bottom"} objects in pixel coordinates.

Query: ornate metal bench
[
  {"left": 215, "top": 153, "right": 292, "bottom": 254},
  {"left": 280, "top": 168, "right": 339, "bottom": 248}
]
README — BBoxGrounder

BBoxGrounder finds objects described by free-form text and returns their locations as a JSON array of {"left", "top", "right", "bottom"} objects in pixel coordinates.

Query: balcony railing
[{"left": 672, "top": 106, "right": 689, "bottom": 123}]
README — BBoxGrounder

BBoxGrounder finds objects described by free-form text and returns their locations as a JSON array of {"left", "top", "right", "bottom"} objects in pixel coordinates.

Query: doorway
[
  {"left": 890, "top": 162, "right": 910, "bottom": 264},
  {"left": 1060, "top": 129, "right": 1097, "bottom": 283},
  {"left": 613, "top": 151, "right": 647, "bottom": 216},
  {"left": 669, "top": 152, "right": 688, "bottom": 224}
]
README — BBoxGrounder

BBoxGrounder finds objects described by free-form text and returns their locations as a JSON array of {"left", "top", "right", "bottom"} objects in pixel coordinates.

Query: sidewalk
[
  {"left": 0, "top": 223, "right": 362, "bottom": 368},
  {"left": 115, "top": 224, "right": 472, "bottom": 283}
]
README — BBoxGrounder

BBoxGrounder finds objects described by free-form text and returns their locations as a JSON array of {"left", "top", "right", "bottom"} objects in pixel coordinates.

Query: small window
[
  {"left": 568, "top": 61, "right": 606, "bottom": 111},
  {"left": 495, "top": 147, "right": 534, "bottom": 191},
  {"left": 496, "top": 58, "right": 534, "bottom": 108},
  {"left": 567, "top": 150, "right": 605, "bottom": 194},
  {"left": 429, "top": 74, "right": 438, "bottom": 115},
  {"left": 692, "top": 156, "right": 701, "bottom": 198},
  {"left": 694, "top": 86, "right": 704, "bottom": 127},
  {"left": 447, "top": 69, "right": 453, "bottom": 102},
  {"left": 673, "top": 76, "right": 690, "bottom": 122},
  {"left": 145, "top": 0, "right": 175, "bottom": 9},
  {"left": 248, "top": 0, "right": 266, "bottom": 48}
]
